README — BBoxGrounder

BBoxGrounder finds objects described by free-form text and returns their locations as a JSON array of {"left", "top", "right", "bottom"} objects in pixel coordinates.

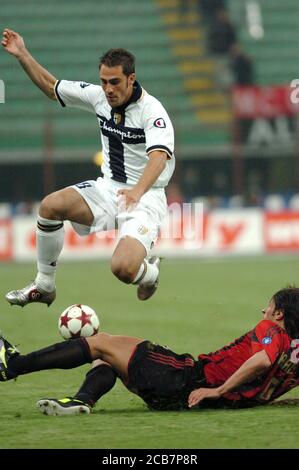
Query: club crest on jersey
[
  {"left": 154, "top": 118, "right": 166, "bottom": 128},
  {"left": 113, "top": 113, "right": 122, "bottom": 125},
  {"left": 262, "top": 336, "right": 272, "bottom": 345}
]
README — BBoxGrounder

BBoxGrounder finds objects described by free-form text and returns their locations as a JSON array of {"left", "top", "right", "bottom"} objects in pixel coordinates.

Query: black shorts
[{"left": 126, "top": 341, "right": 207, "bottom": 411}]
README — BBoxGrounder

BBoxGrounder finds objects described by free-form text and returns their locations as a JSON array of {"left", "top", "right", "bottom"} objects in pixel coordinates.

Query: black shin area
[
  {"left": 75, "top": 364, "right": 117, "bottom": 406},
  {"left": 8, "top": 338, "right": 92, "bottom": 375}
]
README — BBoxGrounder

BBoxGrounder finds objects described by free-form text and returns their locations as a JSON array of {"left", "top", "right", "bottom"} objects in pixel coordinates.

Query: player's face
[
  {"left": 262, "top": 299, "right": 276, "bottom": 320},
  {"left": 100, "top": 65, "right": 136, "bottom": 108}
]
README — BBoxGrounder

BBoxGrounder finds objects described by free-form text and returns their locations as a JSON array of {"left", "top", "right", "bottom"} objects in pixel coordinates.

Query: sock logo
[{"left": 50, "top": 261, "right": 57, "bottom": 267}]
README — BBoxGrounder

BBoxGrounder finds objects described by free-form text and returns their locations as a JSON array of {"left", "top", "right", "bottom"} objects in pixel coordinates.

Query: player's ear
[
  {"left": 128, "top": 73, "right": 136, "bottom": 86},
  {"left": 274, "top": 309, "right": 284, "bottom": 321}
]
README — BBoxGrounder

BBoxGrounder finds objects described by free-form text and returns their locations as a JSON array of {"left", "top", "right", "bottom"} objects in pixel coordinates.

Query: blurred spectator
[
  {"left": 182, "top": 165, "right": 200, "bottom": 201},
  {"left": 211, "top": 170, "right": 230, "bottom": 196},
  {"left": 245, "top": 169, "right": 263, "bottom": 206},
  {"left": 207, "top": 195, "right": 225, "bottom": 209},
  {"left": 12, "top": 201, "right": 35, "bottom": 216},
  {"left": 0, "top": 203, "right": 11, "bottom": 218},
  {"left": 227, "top": 195, "right": 244, "bottom": 208},
  {"left": 208, "top": 8, "right": 237, "bottom": 55},
  {"left": 199, "top": 0, "right": 226, "bottom": 24},
  {"left": 229, "top": 43, "right": 255, "bottom": 85},
  {"left": 289, "top": 193, "right": 299, "bottom": 210},
  {"left": 263, "top": 194, "right": 285, "bottom": 212}
]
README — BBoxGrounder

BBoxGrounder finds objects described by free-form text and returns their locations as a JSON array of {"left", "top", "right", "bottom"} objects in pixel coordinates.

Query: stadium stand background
[{"left": 0, "top": 0, "right": 298, "bottom": 208}]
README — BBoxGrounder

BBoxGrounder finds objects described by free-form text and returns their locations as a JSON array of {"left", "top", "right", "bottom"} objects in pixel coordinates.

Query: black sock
[
  {"left": 8, "top": 338, "right": 92, "bottom": 376},
  {"left": 75, "top": 364, "right": 117, "bottom": 407}
]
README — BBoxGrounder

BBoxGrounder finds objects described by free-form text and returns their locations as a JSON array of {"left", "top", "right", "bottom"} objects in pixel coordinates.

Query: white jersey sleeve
[
  {"left": 54, "top": 80, "right": 103, "bottom": 113},
  {"left": 143, "top": 98, "right": 174, "bottom": 159}
]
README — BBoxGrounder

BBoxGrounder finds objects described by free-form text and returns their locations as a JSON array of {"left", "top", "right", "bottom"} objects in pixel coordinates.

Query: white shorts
[{"left": 71, "top": 177, "right": 167, "bottom": 255}]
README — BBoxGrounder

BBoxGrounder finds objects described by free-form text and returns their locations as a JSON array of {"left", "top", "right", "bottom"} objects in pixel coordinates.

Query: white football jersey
[{"left": 54, "top": 80, "right": 175, "bottom": 188}]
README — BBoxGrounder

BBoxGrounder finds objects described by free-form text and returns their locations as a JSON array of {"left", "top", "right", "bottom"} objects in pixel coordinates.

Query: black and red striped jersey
[{"left": 198, "top": 320, "right": 299, "bottom": 406}]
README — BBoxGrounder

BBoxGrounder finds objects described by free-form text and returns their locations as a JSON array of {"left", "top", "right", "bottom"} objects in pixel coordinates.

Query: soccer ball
[{"left": 58, "top": 304, "right": 100, "bottom": 340}]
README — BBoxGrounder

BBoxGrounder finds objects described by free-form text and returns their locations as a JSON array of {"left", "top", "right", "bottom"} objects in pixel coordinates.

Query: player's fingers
[
  {"left": 189, "top": 402, "right": 197, "bottom": 408},
  {"left": 188, "top": 393, "right": 198, "bottom": 406},
  {"left": 188, "top": 398, "right": 195, "bottom": 407},
  {"left": 2, "top": 32, "right": 13, "bottom": 41},
  {"left": 189, "top": 394, "right": 198, "bottom": 405},
  {"left": 191, "top": 391, "right": 204, "bottom": 404},
  {"left": 189, "top": 398, "right": 200, "bottom": 408},
  {"left": 3, "top": 29, "right": 13, "bottom": 37},
  {"left": 4, "top": 28, "right": 16, "bottom": 35}
]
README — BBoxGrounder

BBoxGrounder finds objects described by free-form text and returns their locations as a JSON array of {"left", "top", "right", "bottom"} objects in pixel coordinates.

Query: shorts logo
[
  {"left": 262, "top": 336, "right": 272, "bottom": 345},
  {"left": 154, "top": 118, "right": 166, "bottom": 128},
  {"left": 137, "top": 225, "right": 149, "bottom": 235}
]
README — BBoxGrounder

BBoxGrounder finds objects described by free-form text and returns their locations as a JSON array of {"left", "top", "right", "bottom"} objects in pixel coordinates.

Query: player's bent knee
[
  {"left": 87, "top": 332, "right": 113, "bottom": 357},
  {"left": 39, "top": 192, "right": 66, "bottom": 220},
  {"left": 111, "top": 259, "right": 135, "bottom": 284}
]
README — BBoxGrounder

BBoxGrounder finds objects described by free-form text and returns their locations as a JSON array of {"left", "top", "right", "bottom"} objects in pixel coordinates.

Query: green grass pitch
[{"left": 0, "top": 256, "right": 299, "bottom": 449}]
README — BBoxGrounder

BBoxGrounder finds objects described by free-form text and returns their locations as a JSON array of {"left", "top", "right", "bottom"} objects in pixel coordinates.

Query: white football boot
[
  {"left": 5, "top": 282, "right": 56, "bottom": 307},
  {"left": 37, "top": 397, "right": 91, "bottom": 416}
]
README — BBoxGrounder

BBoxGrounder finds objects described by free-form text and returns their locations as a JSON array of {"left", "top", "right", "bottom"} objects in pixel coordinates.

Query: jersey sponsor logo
[
  {"left": 80, "top": 82, "right": 91, "bottom": 89},
  {"left": 262, "top": 336, "right": 272, "bottom": 345},
  {"left": 278, "top": 351, "right": 297, "bottom": 372},
  {"left": 154, "top": 118, "right": 166, "bottom": 128},
  {"left": 97, "top": 115, "right": 146, "bottom": 144}
]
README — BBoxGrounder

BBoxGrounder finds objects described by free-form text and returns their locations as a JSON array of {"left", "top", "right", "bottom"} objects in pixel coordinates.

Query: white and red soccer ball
[{"left": 58, "top": 304, "right": 100, "bottom": 340}]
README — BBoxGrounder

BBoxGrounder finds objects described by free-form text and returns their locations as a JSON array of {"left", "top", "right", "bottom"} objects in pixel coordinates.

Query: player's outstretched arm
[
  {"left": 188, "top": 350, "right": 271, "bottom": 408},
  {"left": 1, "top": 28, "right": 57, "bottom": 100}
]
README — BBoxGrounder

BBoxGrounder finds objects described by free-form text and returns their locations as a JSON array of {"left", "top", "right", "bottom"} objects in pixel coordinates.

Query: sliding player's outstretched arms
[{"left": 1, "top": 28, "right": 57, "bottom": 100}]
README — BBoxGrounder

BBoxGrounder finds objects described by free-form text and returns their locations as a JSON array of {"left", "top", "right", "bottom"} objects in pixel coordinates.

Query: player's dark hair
[
  {"left": 272, "top": 286, "right": 299, "bottom": 339},
  {"left": 99, "top": 48, "right": 135, "bottom": 76}
]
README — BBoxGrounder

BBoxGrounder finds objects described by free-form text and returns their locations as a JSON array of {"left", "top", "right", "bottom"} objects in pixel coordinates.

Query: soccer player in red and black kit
[{"left": 1, "top": 287, "right": 299, "bottom": 415}]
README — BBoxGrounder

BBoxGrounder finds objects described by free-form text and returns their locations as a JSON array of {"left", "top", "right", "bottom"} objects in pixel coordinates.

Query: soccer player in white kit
[{"left": 2, "top": 28, "right": 175, "bottom": 305}]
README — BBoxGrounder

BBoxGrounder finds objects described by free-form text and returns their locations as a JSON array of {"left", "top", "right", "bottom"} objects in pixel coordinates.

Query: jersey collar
[{"left": 113, "top": 80, "right": 142, "bottom": 113}]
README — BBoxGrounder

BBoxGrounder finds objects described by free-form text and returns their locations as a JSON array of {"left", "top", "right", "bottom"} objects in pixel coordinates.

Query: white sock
[
  {"left": 133, "top": 259, "right": 159, "bottom": 286},
  {"left": 35, "top": 216, "right": 65, "bottom": 292}
]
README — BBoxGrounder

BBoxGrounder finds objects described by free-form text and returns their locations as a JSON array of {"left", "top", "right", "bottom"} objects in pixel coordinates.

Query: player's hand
[
  {"left": 1, "top": 28, "right": 26, "bottom": 58},
  {"left": 117, "top": 188, "right": 143, "bottom": 211},
  {"left": 188, "top": 387, "right": 221, "bottom": 408}
]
